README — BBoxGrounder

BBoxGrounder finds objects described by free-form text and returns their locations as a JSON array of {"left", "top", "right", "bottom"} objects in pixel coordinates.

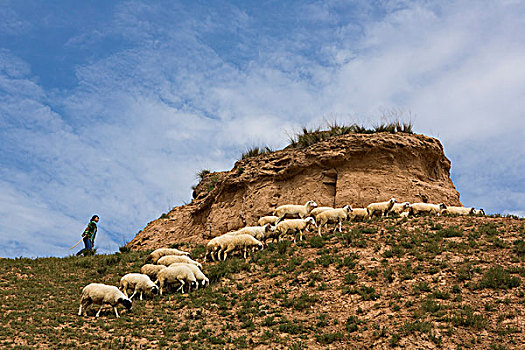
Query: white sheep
[
  {"left": 157, "top": 255, "right": 202, "bottom": 269},
  {"left": 78, "top": 283, "right": 132, "bottom": 318},
  {"left": 148, "top": 248, "right": 190, "bottom": 263},
  {"left": 441, "top": 206, "right": 475, "bottom": 216},
  {"left": 409, "top": 203, "right": 447, "bottom": 216},
  {"left": 388, "top": 202, "right": 411, "bottom": 215},
  {"left": 399, "top": 211, "right": 410, "bottom": 218},
  {"left": 155, "top": 265, "right": 197, "bottom": 295},
  {"left": 274, "top": 200, "right": 318, "bottom": 223},
  {"left": 258, "top": 216, "right": 279, "bottom": 226},
  {"left": 275, "top": 217, "right": 316, "bottom": 242},
  {"left": 169, "top": 263, "right": 209, "bottom": 288},
  {"left": 473, "top": 208, "right": 485, "bottom": 216},
  {"left": 205, "top": 234, "right": 233, "bottom": 262},
  {"left": 309, "top": 207, "right": 334, "bottom": 225},
  {"left": 316, "top": 206, "right": 353, "bottom": 236},
  {"left": 348, "top": 208, "right": 370, "bottom": 221},
  {"left": 140, "top": 264, "right": 167, "bottom": 281},
  {"left": 367, "top": 198, "right": 396, "bottom": 217},
  {"left": 228, "top": 224, "right": 273, "bottom": 242},
  {"left": 119, "top": 273, "right": 159, "bottom": 300},
  {"left": 220, "top": 234, "right": 263, "bottom": 260}
]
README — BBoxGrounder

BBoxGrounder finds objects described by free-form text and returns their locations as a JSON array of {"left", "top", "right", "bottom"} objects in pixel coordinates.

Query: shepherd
[{"left": 75, "top": 215, "right": 99, "bottom": 256}]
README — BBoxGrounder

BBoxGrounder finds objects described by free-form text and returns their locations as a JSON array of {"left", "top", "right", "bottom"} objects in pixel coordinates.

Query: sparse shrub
[
  {"left": 241, "top": 146, "right": 273, "bottom": 160},
  {"left": 279, "top": 319, "right": 305, "bottom": 334},
  {"left": 345, "top": 316, "right": 361, "bottom": 332},
  {"left": 452, "top": 306, "right": 486, "bottom": 329},
  {"left": 309, "top": 235, "right": 325, "bottom": 248},
  {"left": 118, "top": 245, "right": 131, "bottom": 253},
  {"left": 384, "top": 267, "right": 395, "bottom": 283},
  {"left": 196, "top": 169, "right": 210, "bottom": 180},
  {"left": 340, "top": 252, "right": 358, "bottom": 268},
  {"left": 401, "top": 321, "right": 432, "bottom": 335},
  {"left": 438, "top": 226, "right": 463, "bottom": 238},
  {"left": 206, "top": 258, "right": 251, "bottom": 284},
  {"left": 477, "top": 266, "right": 521, "bottom": 290},
  {"left": 158, "top": 212, "right": 169, "bottom": 219},
  {"left": 344, "top": 273, "right": 358, "bottom": 285},
  {"left": 513, "top": 239, "right": 525, "bottom": 257},
  {"left": 316, "top": 332, "right": 344, "bottom": 344}
]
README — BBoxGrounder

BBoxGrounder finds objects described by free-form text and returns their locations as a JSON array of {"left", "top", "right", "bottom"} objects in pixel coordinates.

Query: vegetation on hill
[
  {"left": 237, "top": 118, "right": 414, "bottom": 161},
  {"left": 1, "top": 216, "right": 524, "bottom": 349}
]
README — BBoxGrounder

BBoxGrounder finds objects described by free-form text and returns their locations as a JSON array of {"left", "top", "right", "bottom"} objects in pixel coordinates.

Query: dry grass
[{"left": 1, "top": 216, "right": 524, "bottom": 349}]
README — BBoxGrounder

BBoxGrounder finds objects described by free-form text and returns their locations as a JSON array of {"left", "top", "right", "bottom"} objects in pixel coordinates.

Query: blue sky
[{"left": 1, "top": 0, "right": 524, "bottom": 258}]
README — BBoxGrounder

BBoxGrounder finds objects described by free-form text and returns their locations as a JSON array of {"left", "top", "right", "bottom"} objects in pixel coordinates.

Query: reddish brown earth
[{"left": 127, "top": 132, "right": 461, "bottom": 251}]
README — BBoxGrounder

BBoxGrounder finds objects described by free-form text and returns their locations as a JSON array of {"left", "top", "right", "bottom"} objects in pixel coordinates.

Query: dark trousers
[{"left": 76, "top": 237, "right": 93, "bottom": 256}]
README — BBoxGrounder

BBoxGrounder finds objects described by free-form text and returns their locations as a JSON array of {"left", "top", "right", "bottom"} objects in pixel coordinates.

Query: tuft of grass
[
  {"left": 240, "top": 146, "right": 273, "bottom": 160},
  {"left": 196, "top": 169, "right": 210, "bottom": 180},
  {"left": 288, "top": 119, "right": 414, "bottom": 149},
  {"left": 477, "top": 266, "right": 521, "bottom": 290}
]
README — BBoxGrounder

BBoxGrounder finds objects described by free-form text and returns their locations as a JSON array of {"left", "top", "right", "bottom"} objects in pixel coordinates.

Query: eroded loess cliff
[{"left": 127, "top": 132, "right": 461, "bottom": 250}]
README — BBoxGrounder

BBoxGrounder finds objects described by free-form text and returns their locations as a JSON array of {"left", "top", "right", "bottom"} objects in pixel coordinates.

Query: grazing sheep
[
  {"left": 140, "top": 264, "right": 167, "bottom": 281},
  {"left": 205, "top": 234, "right": 234, "bottom": 262},
  {"left": 317, "top": 206, "right": 353, "bottom": 236},
  {"left": 157, "top": 255, "right": 202, "bottom": 269},
  {"left": 169, "top": 263, "right": 209, "bottom": 288},
  {"left": 228, "top": 224, "right": 273, "bottom": 242},
  {"left": 148, "top": 248, "right": 190, "bottom": 263},
  {"left": 441, "top": 206, "right": 475, "bottom": 216},
  {"left": 367, "top": 198, "right": 396, "bottom": 217},
  {"left": 388, "top": 202, "right": 411, "bottom": 215},
  {"left": 275, "top": 217, "right": 316, "bottom": 242},
  {"left": 78, "top": 283, "right": 132, "bottom": 318},
  {"left": 309, "top": 207, "right": 334, "bottom": 225},
  {"left": 258, "top": 216, "right": 279, "bottom": 226},
  {"left": 155, "top": 265, "right": 197, "bottom": 295},
  {"left": 473, "top": 208, "right": 486, "bottom": 216},
  {"left": 274, "top": 200, "right": 318, "bottom": 223},
  {"left": 409, "top": 203, "right": 447, "bottom": 216},
  {"left": 220, "top": 234, "right": 263, "bottom": 260},
  {"left": 119, "top": 273, "right": 158, "bottom": 300},
  {"left": 348, "top": 208, "right": 370, "bottom": 221}
]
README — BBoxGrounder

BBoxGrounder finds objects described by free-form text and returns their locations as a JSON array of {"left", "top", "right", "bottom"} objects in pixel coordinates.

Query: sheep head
[{"left": 119, "top": 297, "right": 132, "bottom": 310}]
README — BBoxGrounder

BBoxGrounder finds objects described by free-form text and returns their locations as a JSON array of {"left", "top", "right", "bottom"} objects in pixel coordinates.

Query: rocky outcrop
[{"left": 127, "top": 132, "right": 461, "bottom": 250}]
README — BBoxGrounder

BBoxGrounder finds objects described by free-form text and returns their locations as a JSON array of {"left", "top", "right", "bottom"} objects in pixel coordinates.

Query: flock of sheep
[
  {"left": 78, "top": 197, "right": 485, "bottom": 318},
  {"left": 78, "top": 247, "right": 208, "bottom": 318},
  {"left": 204, "top": 199, "right": 485, "bottom": 261}
]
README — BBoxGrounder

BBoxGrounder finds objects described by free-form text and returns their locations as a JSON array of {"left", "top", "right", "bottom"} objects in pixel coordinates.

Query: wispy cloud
[{"left": 1, "top": 0, "right": 524, "bottom": 257}]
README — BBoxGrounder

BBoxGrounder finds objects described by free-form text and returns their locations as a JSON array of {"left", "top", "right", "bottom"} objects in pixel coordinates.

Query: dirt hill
[
  {"left": 127, "top": 132, "right": 461, "bottom": 250},
  {"left": 2, "top": 216, "right": 524, "bottom": 349}
]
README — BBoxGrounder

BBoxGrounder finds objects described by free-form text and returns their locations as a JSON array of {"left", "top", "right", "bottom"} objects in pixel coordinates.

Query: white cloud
[{"left": 1, "top": 0, "right": 524, "bottom": 257}]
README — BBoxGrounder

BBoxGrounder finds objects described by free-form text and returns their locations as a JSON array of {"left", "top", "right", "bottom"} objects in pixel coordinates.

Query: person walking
[{"left": 76, "top": 215, "right": 99, "bottom": 256}]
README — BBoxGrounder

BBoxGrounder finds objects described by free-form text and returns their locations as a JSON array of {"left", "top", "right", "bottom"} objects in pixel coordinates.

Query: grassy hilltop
[{"left": 1, "top": 216, "right": 525, "bottom": 349}]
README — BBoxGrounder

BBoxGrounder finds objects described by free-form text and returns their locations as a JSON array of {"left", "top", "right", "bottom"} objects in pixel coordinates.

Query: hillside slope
[
  {"left": 2, "top": 216, "right": 524, "bottom": 349},
  {"left": 128, "top": 132, "right": 461, "bottom": 250}
]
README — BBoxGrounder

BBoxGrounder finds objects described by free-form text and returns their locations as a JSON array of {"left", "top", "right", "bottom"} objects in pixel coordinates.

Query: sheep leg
[
  {"left": 318, "top": 225, "right": 322, "bottom": 237},
  {"left": 96, "top": 306, "right": 104, "bottom": 317},
  {"left": 177, "top": 280, "right": 185, "bottom": 294},
  {"left": 159, "top": 280, "right": 164, "bottom": 295},
  {"left": 140, "top": 291, "right": 143, "bottom": 301},
  {"left": 78, "top": 303, "right": 83, "bottom": 316},
  {"left": 243, "top": 247, "right": 247, "bottom": 259},
  {"left": 114, "top": 307, "right": 120, "bottom": 318},
  {"left": 129, "top": 290, "right": 137, "bottom": 300},
  {"left": 338, "top": 220, "right": 342, "bottom": 233}
]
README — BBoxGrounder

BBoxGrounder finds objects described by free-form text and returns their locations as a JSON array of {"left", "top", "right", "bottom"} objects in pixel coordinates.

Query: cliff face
[{"left": 127, "top": 132, "right": 461, "bottom": 250}]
